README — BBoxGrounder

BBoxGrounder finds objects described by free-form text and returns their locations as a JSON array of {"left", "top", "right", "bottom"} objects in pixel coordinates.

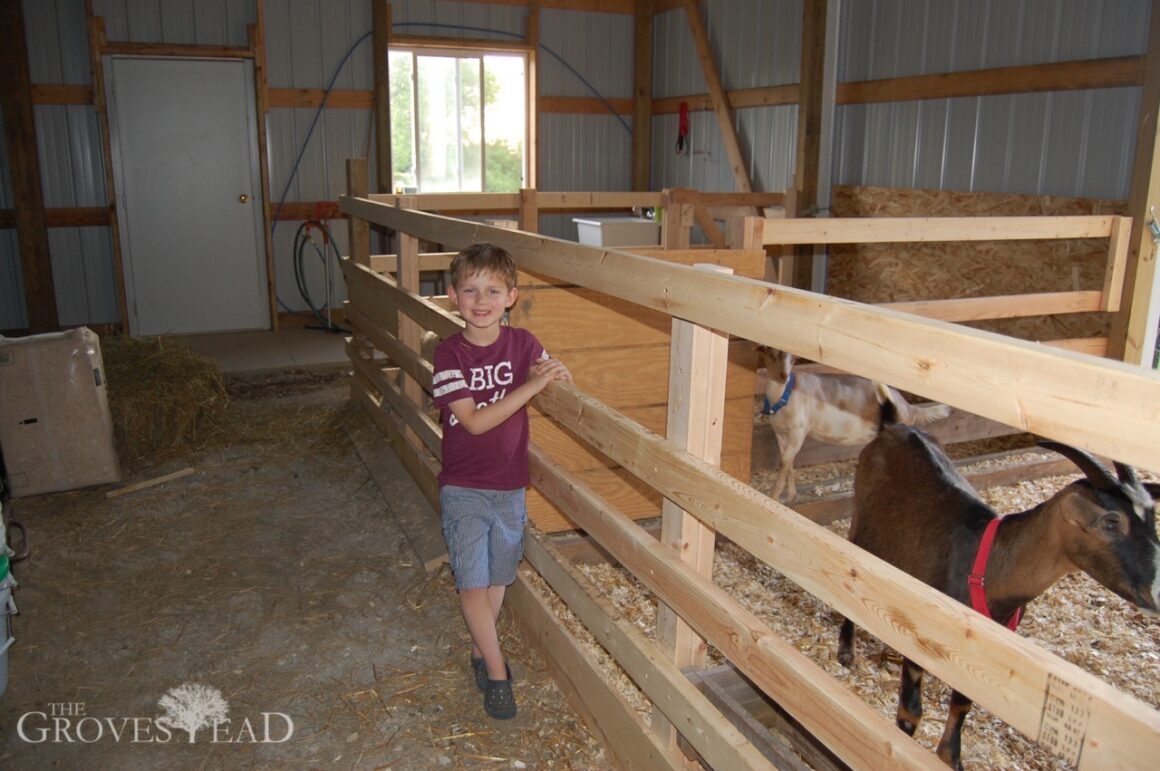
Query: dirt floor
[{"left": 0, "top": 371, "right": 607, "bottom": 770}]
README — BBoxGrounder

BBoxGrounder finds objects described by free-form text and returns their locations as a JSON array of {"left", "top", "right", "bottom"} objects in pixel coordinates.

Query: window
[{"left": 389, "top": 48, "right": 527, "bottom": 194}]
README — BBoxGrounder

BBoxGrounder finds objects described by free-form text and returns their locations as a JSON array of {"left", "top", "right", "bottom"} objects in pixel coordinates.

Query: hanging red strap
[
  {"left": 968, "top": 517, "right": 1023, "bottom": 631},
  {"left": 676, "top": 101, "right": 689, "bottom": 155}
]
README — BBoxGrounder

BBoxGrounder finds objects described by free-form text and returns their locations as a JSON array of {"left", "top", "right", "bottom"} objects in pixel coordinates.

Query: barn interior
[{"left": 2, "top": 1, "right": 1160, "bottom": 769}]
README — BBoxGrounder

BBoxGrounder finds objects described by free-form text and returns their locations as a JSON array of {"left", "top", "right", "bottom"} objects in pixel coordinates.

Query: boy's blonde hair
[{"left": 449, "top": 243, "right": 518, "bottom": 290}]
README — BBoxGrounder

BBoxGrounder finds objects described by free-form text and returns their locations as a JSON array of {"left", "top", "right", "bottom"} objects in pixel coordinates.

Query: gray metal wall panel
[
  {"left": 840, "top": 0, "right": 1148, "bottom": 80},
  {"left": 35, "top": 106, "right": 107, "bottom": 208},
  {"left": 1, "top": 231, "right": 27, "bottom": 330},
  {"left": 653, "top": 7, "right": 703, "bottom": 99},
  {"left": 1080, "top": 87, "right": 1138, "bottom": 199},
  {"left": 0, "top": 104, "right": 11, "bottom": 209},
  {"left": 267, "top": 107, "right": 376, "bottom": 208},
  {"left": 705, "top": 0, "right": 800, "bottom": 91},
  {"left": 25, "top": 0, "right": 91, "bottom": 84},
  {"left": 92, "top": 0, "right": 253, "bottom": 45},
  {"left": 389, "top": 0, "right": 525, "bottom": 41},
  {"left": 535, "top": 9, "right": 633, "bottom": 197},
  {"left": 835, "top": 83, "right": 1142, "bottom": 198},
  {"left": 540, "top": 9, "right": 633, "bottom": 99},
  {"left": 539, "top": 114, "right": 632, "bottom": 192},
  {"left": 651, "top": 1, "right": 799, "bottom": 193},
  {"left": 833, "top": 0, "right": 1150, "bottom": 198},
  {"left": 742, "top": 104, "right": 798, "bottom": 192},
  {"left": 261, "top": 0, "right": 375, "bottom": 315},
  {"left": 50, "top": 228, "right": 118, "bottom": 326}
]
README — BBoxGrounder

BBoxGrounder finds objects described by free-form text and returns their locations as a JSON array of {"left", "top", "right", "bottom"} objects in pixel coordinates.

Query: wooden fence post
[
  {"left": 396, "top": 195, "right": 425, "bottom": 434},
  {"left": 652, "top": 264, "right": 731, "bottom": 751},
  {"left": 346, "top": 158, "right": 370, "bottom": 267},
  {"left": 518, "top": 188, "right": 538, "bottom": 232},
  {"left": 661, "top": 188, "right": 693, "bottom": 249}
]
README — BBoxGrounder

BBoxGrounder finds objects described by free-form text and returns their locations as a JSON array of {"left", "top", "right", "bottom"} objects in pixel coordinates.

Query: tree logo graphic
[{"left": 156, "top": 683, "right": 230, "bottom": 743}]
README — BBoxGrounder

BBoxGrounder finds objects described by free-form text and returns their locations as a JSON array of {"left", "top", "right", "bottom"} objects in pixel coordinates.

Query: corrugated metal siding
[
  {"left": 10, "top": 0, "right": 116, "bottom": 328},
  {"left": 389, "top": 0, "right": 525, "bottom": 41},
  {"left": 537, "top": 5, "right": 634, "bottom": 237},
  {"left": 0, "top": 230, "right": 26, "bottom": 331},
  {"left": 0, "top": 100, "right": 21, "bottom": 329},
  {"left": 651, "top": 0, "right": 801, "bottom": 194},
  {"left": 92, "top": 0, "right": 254, "bottom": 46},
  {"left": 14, "top": 1, "right": 1150, "bottom": 329},
  {"left": 26, "top": 0, "right": 91, "bottom": 84},
  {"left": 834, "top": 0, "right": 1150, "bottom": 197},
  {"left": 50, "top": 228, "right": 118, "bottom": 326},
  {"left": 265, "top": 0, "right": 370, "bottom": 314}
]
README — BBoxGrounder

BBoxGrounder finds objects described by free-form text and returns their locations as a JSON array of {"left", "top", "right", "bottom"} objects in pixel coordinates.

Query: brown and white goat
[
  {"left": 837, "top": 400, "right": 1160, "bottom": 770},
  {"left": 759, "top": 347, "right": 951, "bottom": 502}
]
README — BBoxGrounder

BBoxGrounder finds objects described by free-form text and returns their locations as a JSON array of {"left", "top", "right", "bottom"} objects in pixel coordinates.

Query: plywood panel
[
  {"left": 532, "top": 399, "right": 754, "bottom": 473},
  {"left": 559, "top": 345, "right": 755, "bottom": 408},
  {"left": 528, "top": 465, "right": 661, "bottom": 532},
  {"left": 514, "top": 285, "right": 671, "bottom": 350},
  {"left": 528, "top": 406, "right": 752, "bottom": 533}
]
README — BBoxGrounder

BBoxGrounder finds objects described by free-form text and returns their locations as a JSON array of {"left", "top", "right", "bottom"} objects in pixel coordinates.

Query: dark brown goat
[{"left": 837, "top": 408, "right": 1160, "bottom": 769}]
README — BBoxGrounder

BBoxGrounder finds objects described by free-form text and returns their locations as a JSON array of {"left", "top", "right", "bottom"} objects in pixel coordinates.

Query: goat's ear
[
  {"left": 1060, "top": 495, "right": 1128, "bottom": 536},
  {"left": 780, "top": 352, "right": 794, "bottom": 380}
]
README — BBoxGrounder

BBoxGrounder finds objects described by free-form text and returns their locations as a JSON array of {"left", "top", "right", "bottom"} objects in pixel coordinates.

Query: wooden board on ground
[
  {"left": 344, "top": 402, "right": 447, "bottom": 571},
  {"left": 686, "top": 664, "right": 844, "bottom": 771}
]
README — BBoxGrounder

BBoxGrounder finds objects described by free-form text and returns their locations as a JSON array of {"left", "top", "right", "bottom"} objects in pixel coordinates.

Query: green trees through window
[{"left": 389, "top": 49, "right": 526, "bottom": 194}]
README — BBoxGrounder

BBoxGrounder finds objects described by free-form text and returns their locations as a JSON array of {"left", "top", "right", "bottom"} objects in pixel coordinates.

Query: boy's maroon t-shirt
[{"left": 432, "top": 326, "right": 547, "bottom": 490}]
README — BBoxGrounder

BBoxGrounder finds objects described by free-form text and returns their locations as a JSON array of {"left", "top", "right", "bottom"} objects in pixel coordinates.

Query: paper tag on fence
[{"left": 1037, "top": 672, "right": 1091, "bottom": 766}]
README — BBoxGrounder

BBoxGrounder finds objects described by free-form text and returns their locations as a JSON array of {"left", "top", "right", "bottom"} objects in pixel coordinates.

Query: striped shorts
[{"left": 439, "top": 485, "right": 527, "bottom": 590}]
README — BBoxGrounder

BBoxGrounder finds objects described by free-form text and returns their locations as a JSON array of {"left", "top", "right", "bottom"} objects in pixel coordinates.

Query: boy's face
[{"left": 449, "top": 270, "right": 517, "bottom": 333}]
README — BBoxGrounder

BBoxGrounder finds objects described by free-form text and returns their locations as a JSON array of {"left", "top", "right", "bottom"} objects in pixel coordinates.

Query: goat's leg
[
  {"left": 772, "top": 424, "right": 807, "bottom": 502},
  {"left": 935, "top": 690, "right": 972, "bottom": 771},
  {"left": 896, "top": 657, "right": 925, "bottom": 736},
  {"left": 837, "top": 618, "right": 855, "bottom": 666}
]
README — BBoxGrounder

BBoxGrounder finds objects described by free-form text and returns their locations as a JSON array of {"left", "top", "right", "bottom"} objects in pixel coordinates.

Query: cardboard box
[{"left": 0, "top": 328, "right": 122, "bottom": 497}]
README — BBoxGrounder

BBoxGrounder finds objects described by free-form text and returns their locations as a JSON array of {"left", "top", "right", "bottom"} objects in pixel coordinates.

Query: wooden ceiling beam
[
  {"left": 679, "top": 0, "right": 752, "bottom": 194},
  {"left": 0, "top": 0, "right": 58, "bottom": 332},
  {"left": 373, "top": 0, "right": 392, "bottom": 193},
  {"left": 632, "top": 0, "right": 654, "bottom": 191}
]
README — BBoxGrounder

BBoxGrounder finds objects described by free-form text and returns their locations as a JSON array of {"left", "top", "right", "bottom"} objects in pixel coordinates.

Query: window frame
[{"left": 388, "top": 39, "right": 533, "bottom": 194}]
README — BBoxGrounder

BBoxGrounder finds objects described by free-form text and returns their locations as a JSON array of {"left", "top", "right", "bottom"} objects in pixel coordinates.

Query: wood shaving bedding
[{"left": 525, "top": 468, "right": 1160, "bottom": 770}]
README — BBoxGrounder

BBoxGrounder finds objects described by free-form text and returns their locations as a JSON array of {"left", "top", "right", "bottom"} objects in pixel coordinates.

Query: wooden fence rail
[{"left": 339, "top": 184, "right": 1160, "bottom": 769}]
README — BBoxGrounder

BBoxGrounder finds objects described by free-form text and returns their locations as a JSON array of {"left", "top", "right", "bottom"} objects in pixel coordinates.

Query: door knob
[{"left": 239, "top": 194, "right": 250, "bottom": 203}]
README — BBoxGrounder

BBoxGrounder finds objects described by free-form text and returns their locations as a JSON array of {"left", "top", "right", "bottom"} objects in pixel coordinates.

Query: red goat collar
[{"left": 968, "top": 517, "right": 1023, "bottom": 631}]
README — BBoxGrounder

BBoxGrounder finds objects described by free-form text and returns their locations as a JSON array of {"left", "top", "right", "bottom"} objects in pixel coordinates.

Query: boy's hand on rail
[{"left": 529, "top": 358, "right": 572, "bottom": 393}]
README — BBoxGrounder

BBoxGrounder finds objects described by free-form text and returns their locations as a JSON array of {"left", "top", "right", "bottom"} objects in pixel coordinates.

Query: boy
[{"left": 431, "top": 242, "right": 571, "bottom": 720}]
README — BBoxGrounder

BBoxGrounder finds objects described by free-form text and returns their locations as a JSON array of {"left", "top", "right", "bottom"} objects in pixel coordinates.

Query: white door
[{"left": 106, "top": 57, "right": 269, "bottom": 335}]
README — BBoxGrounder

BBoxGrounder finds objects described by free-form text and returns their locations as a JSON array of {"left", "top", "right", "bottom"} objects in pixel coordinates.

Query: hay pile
[{"left": 100, "top": 335, "right": 230, "bottom": 465}]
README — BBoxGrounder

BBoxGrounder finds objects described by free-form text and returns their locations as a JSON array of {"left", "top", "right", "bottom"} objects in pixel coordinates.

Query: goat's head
[
  {"left": 755, "top": 345, "right": 794, "bottom": 384},
  {"left": 1039, "top": 441, "right": 1160, "bottom": 616}
]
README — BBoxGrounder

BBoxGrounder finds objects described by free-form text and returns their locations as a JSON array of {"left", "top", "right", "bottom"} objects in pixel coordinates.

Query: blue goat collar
[{"left": 761, "top": 371, "right": 796, "bottom": 416}]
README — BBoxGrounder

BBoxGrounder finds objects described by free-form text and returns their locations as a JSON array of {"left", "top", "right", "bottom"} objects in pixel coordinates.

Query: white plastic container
[
  {"left": 0, "top": 571, "right": 16, "bottom": 698},
  {"left": 573, "top": 217, "right": 661, "bottom": 247}
]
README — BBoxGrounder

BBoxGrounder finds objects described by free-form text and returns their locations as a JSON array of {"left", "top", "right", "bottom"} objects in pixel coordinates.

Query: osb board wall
[
  {"left": 826, "top": 185, "right": 1127, "bottom": 342},
  {"left": 511, "top": 250, "right": 763, "bottom": 533}
]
